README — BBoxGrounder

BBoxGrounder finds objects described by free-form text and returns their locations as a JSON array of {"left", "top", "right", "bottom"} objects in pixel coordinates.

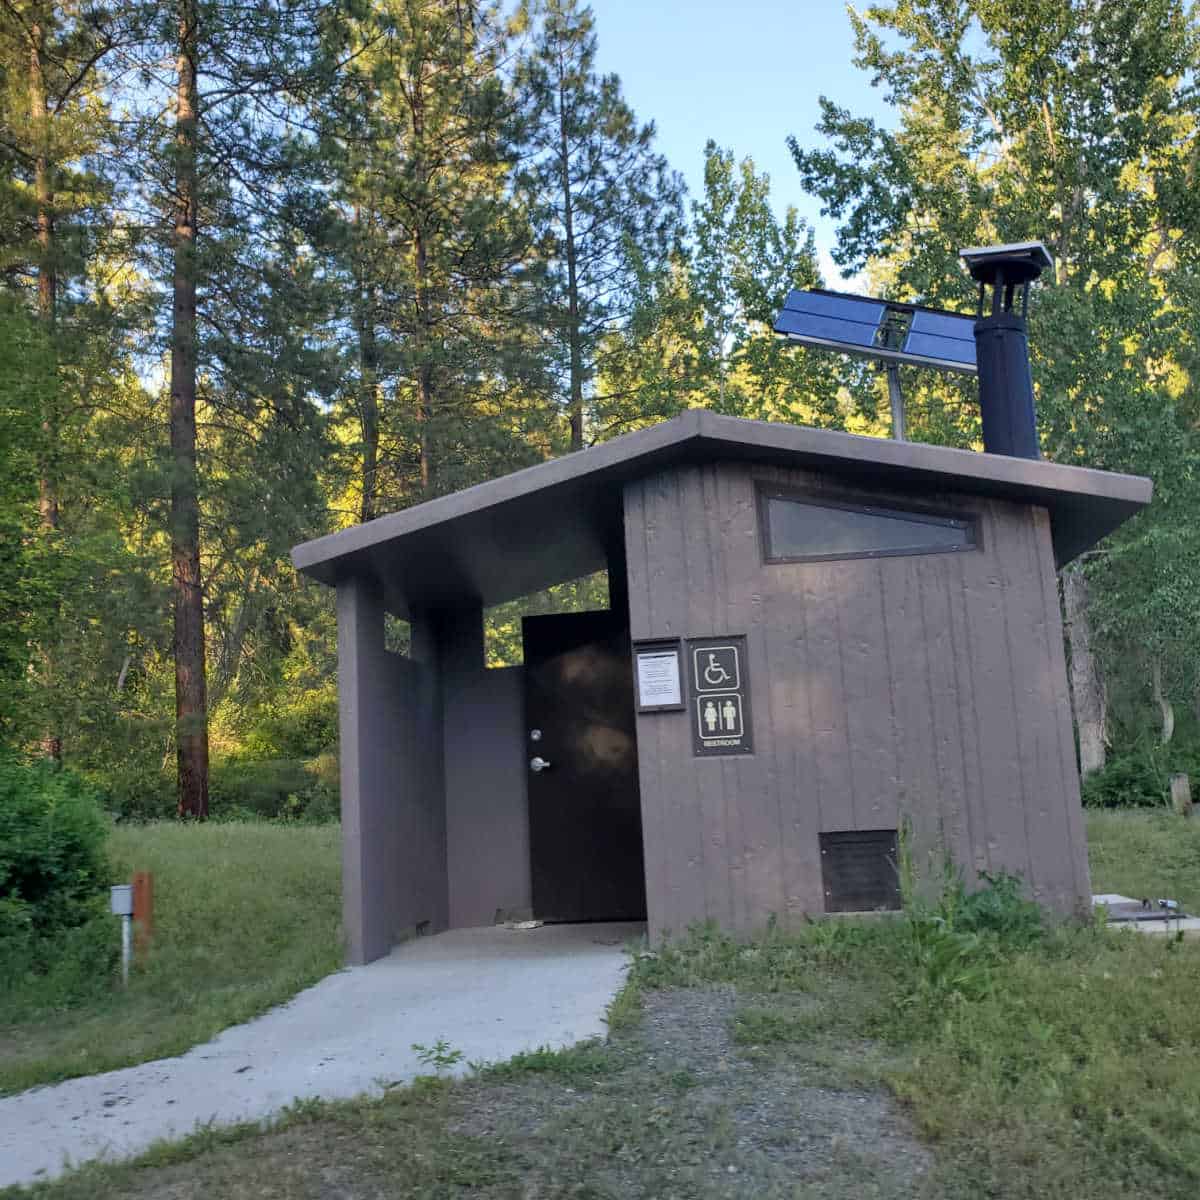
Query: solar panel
[
  {"left": 904, "top": 310, "right": 976, "bottom": 367},
  {"left": 781, "top": 290, "right": 887, "bottom": 325},
  {"left": 774, "top": 288, "right": 977, "bottom": 375}
]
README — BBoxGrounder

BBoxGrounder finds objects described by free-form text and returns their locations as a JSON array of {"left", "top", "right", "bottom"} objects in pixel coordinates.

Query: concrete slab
[
  {"left": 1112, "top": 917, "right": 1200, "bottom": 937},
  {"left": 1093, "top": 893, "right": 1197, "bottom": 936},
  {"left": 0, "top": 922, "right": 641, "bottom": 1189}
]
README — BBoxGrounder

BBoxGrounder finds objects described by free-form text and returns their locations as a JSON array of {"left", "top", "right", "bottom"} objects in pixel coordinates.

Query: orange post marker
[{"left": 132, "top": 871, "right": 154, "bottom": 963}]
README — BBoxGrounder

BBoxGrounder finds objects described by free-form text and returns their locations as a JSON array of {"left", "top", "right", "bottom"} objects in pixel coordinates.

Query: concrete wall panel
[
  {"left": 445, "top": 665, "right": 530, "bottom": 927},
  {"left": 337, "top": 578, "right": 446, "bottom": 965}
]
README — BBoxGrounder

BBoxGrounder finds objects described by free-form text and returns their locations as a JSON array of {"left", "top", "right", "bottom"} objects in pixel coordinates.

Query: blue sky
[{"left": 587, "top": 1, "right": 897, "bottom": 282}]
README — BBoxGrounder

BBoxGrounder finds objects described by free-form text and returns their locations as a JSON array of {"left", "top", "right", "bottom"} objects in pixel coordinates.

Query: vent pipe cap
[{"left": 959, "top": 241, "right": 1053, "bottom": 288}]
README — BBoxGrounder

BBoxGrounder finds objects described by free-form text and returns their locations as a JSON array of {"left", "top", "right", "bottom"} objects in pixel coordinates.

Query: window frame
[{"left": 756, "top": 484, "right": 980, "bottom": 565}]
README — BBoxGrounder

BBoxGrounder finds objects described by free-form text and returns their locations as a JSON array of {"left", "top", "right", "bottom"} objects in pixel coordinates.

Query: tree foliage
[
  {"left": 2, "top": 0, "right": 1195, "bottom": 805},
  {"left": 791, "top": 0, "right": 1200, "bottom": 733}
]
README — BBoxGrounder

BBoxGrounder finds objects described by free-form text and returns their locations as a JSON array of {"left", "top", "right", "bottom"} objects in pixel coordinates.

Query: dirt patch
[
  {"left": 445, "top": 986, "right": 932, "bottom": 1199},
  {"left": 615, "top": 988, "right": 933, "bottom": 1198}
]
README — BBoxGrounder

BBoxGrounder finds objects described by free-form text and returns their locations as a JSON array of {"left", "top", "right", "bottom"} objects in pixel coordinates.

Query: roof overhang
[{"left": 292, "top": 411, "right": 1152, "bottom": 617}]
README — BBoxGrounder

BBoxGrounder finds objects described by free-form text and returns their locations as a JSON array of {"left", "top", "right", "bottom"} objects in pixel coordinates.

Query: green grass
[
  {"left": 1087, "top": 807, "right": 1200, "bottom": 910},
  {"left": 628, "top": 850, "right": 1200, "bottom": 1199},
  {"left": 6, "top": 811, "right": 1200, "bottom": 1199},
  {"left": 0, "top": 821, "right": 341, "bottom": 1095}
]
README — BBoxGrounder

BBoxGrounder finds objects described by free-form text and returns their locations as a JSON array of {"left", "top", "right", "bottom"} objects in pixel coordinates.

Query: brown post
[{"left": 132, "top": 872, "right": 154, "bottom": 961}]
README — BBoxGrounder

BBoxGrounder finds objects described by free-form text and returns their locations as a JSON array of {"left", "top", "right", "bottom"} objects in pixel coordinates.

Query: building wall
[
  {"left": 337, "top": 587, "right": 532, "bottom": 962},
  {"left": 624, "top": 460, "right": 1088, "bottom": 939},
  {"left": 445, "top": 665, "right": 531, "bottom": 927},
  {"left": 337, "top": 577, "right": 447, "bottom": 965}
]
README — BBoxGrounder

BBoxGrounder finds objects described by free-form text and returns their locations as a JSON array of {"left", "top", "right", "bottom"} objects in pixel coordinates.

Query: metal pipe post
[{"left": 886, "top": 364, "right": 906, "bottom": 441}]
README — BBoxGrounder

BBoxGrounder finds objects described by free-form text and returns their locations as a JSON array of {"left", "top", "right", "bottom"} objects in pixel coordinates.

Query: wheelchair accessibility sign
[
  {"left": 693, "top": 645, "right": 740, "bottom": 692},
  {"left": 687, "top": 636, "right": 753, "bottom": 756}
]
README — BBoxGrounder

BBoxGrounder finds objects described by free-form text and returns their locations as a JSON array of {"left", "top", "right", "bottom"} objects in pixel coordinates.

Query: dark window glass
[{"left": 762, "top": 492, "right": 976, "bottom": 563}]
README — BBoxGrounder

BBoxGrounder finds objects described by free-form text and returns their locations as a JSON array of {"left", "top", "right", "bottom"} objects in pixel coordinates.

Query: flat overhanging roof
[{"left": 292, "top": 411, "right": 1152, "bottom": 617}]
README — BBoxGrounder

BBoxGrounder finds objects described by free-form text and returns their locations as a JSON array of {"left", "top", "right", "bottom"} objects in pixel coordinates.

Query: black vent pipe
[{"left": 960, "top": 243, "right": 1052, "bottom": 459}]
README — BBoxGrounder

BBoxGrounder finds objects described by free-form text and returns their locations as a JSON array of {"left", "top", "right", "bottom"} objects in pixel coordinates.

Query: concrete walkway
[{"left": 0, "top": 922, "right": 640, "bottom": 1189}]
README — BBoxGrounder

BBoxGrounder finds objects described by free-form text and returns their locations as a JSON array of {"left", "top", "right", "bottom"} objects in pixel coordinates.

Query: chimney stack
[{"left": 959, "top": 242, "right": 1053, "bottom": 459}]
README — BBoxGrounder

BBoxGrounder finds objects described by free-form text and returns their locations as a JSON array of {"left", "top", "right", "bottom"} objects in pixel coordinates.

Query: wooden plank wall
[{"left": 623, "top": 461, "right": 1089, "bottom": 939}]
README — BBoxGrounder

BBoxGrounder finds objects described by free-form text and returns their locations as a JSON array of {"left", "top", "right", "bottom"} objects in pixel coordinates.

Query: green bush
[
  {"left": 0, "top": 756, "right": 111, "bottom": 934},
  {"left": 94, "top": 759, "right": 176, "bottom": 821},
  {"left": 238, "top": 691, "right": 338, "bottom": 760},
  {"left": 943, "top": 869, "right": 1045, "bottom": 949},
  {"left": 90, "top": 756, "right": 341, "bottom": 823},
  {"left": 1081, "top": 745, "right": 1172, "bottom": 808},
  {"left": 209, "top": 757, "right": 339, "bottom": 822},
  {"left": 0, "top": 911, "right": 117, "bottom": 1022}
]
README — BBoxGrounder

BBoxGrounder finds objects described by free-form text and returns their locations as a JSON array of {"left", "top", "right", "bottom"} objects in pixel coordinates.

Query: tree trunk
[
  {"left": 354, "top": 208, "right": 380, "bottom": 523},
  {"left": 170, "top": 0, "right": 209, "bottom": 819},
  {"left": 1151, "top": 656, "right": 1175, "bottom": 746},
  {"left": 410, "top": 85, "right": 435, "bottom": 495},
  {"left": 1062, "top": 565, "right": 1107, "bottom": 777},
  {"left": 30, "top": 17, "right": 57, "bottom": 531},
  {"left": 414, "top": 222, "right": 433, "bottom": 496},
  {"left": 30, "top": 15, "right": 61, "bottom": 763},
  {"left": 558, "top": 73, "right": 583, "bottom": 451}
]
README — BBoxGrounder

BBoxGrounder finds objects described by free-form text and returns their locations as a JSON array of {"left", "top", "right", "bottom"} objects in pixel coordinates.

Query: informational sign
[
  {"left": 688, "top": 636, "right": 753, "bottom": 755},
  {"left": 633, "top": 640, "right": 685, "bottom": 712}
]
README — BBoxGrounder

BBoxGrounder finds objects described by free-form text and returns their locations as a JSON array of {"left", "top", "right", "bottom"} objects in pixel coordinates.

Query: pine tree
[
  {"left": 322, "top": 0, "right": 554, "bottom": 514},
  {"left": 119, "top": 0, "right": 336, "bottom": 815},
  {"left": 516, "top": 0, "right": 682, "bottom": 449},
  {"left": 0, "top": 1, "right": 132, "bottom": 759}
]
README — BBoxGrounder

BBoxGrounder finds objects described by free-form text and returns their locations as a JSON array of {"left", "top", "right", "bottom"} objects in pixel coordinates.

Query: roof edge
[
  {"left": 291, "top": 409, "right": 705, "bottom": 576},
  {"left": 292, "top": 411, "right": 1153, "bottom": 580}
]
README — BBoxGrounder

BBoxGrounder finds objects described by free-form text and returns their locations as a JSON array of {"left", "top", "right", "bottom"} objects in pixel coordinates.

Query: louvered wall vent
[{"left": 819, "top": 830, "right": 901, "bottom": 913}]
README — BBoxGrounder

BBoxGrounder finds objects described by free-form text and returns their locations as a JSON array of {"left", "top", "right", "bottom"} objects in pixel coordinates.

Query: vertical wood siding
[{"left": 625, "top": 461, "right": 1088, "bottom": 938}]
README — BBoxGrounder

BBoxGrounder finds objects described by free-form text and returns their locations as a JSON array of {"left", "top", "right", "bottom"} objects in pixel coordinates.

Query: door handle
[{"left": 529, "top": 756, "right": 552, "bottom": 774}]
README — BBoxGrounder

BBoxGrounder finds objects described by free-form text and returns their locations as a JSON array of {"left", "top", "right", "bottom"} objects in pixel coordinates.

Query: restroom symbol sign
[
  {"left": 687, "top": 636, "right": 753, "bottom": 756},
  {"left": 693, "top": 645, "right": 740, "bottom": 692},
  {"left": 697, "top": 694, "right": 743, "bottom": 740}
]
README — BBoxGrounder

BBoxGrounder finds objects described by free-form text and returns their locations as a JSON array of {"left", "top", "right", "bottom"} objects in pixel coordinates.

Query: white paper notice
[{"left": 637, "top": 649, "right": 682, "bottom": 708}]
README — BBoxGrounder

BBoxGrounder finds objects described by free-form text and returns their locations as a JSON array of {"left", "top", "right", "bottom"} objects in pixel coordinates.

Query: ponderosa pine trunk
[
  {"left": 30, "top": 13, "right": 61, "bottom": 763},
  {"left": 170, "top": 0, "right": 209, "bottom": 818},
  {"left": 411, "top": 81, "right": 435, "bottom": 495},
  {"left": 414, "top": 220, "right": 434, "bottom": 496},
  {"left": 353, "top": 208, "right": 380, "bottom": 523},
  {"left": 558, "top": 72, "right": 584, "bottom": 451},
  {"left": 1062, "top": 565, "right": 1107, "bottom": 778}
]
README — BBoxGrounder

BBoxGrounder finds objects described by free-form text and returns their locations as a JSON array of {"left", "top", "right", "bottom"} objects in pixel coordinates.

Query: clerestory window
[{"left": 758, "top": 487, "right": 978, "bottom": 564}]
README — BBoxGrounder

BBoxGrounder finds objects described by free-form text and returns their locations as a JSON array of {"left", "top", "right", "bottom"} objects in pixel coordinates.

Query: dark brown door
[{"left": 523, "top": 610, "right": 646, "bottom": 922}]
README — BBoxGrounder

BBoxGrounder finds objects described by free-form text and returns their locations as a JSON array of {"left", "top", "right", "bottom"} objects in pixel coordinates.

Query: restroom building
[{"left": 292, "top": 410, "right": 1151, "bottom": 964}]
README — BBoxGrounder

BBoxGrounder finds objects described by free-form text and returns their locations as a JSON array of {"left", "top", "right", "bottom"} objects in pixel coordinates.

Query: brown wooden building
[{"left": 292, "top": 411, "right": 1151, "bottom": 964}]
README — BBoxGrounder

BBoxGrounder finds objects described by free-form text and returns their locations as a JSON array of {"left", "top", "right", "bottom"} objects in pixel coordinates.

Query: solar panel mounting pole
[{"left": 885, "top": 363, "right": 906, "bottom": 441}]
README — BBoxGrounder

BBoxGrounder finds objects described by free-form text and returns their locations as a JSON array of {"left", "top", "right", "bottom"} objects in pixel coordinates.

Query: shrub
[
  {"left": 209, "top": 758, "right": 310, "bottom": 817},
  {"left": 0, "top": 911, "right": 117, "bottom": 1021},
  {"left": 1081, "top": 745, "right": 1171, "bottom": 808},
  {"left": 209, "top": 757, "right": 340, "bottom": 822},
  {"left": 0, "top": 756, "right": 111, "bottom": 934},
  {"left": 88, "top": 755, "right": 340, "bottom": 823},
  {"left": 95, "top": 759, "right": 176, "bottom": 821},
  {"left": 944, "top": 870, "right": 1045, "bottom": 949},
  {"left": 238, "top": 691, "right": 338, "bottom": 760}
]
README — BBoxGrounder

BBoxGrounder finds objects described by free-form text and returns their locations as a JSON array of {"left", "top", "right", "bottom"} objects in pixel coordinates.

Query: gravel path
[{"left": 448, "top": 986, "right": 933, "bottom": 1199}]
